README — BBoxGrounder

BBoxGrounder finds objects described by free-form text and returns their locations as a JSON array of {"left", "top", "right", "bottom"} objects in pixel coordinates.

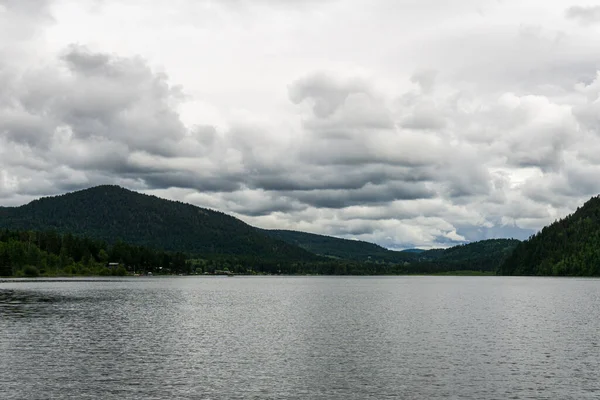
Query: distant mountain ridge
[
  {"left": 263, "top": 229, "right": 520, "bottom": 270},
  {"left": 5, "top": 185, "right": 600, "bottom": 276},
  {"left": 0, "top": 185, "right": 523, "bottom": 272},
  {"left": 416, "top": 238, "right": 521, "bottom": 272},
  {"left": 262, "top": 229, "right": 417, "bottom": 263}
]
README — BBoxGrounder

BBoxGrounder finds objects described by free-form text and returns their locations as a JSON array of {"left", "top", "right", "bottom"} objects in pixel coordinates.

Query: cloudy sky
[{"left": 1, "top": 0, "right": 600, "bottom": 249}]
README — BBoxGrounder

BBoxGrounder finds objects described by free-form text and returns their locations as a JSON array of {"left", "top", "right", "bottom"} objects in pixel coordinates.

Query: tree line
[
  {"left": 1, "top": 229, "right": 519, "bottom": 277},
  {"left": 0, "top": 229, "right": 188, "bottom": 277}
]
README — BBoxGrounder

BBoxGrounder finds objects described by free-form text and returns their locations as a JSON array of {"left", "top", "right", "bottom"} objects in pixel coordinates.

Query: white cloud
[{"left": 2, "top": 0, "right": 600, "bottom": 249}]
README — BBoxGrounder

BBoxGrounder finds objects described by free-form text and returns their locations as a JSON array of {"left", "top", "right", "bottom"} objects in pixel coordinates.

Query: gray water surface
[{"left": 1, "top": 276, "right": 599, "bottom": 399}]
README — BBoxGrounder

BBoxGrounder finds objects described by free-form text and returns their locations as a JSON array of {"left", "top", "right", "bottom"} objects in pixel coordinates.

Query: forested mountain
[
  {"left": 261, "top": 229, "right": 519, "bottom": 272},
  {"left": 0, "top": 185, "right": 526, "bottom": 276},
  {"left": 261, "top": 229, "right": 417, "bottom": 263},
  {"left": 499, "top": 196, "right": 600, "bottom": 276},
  {"left": 0, "top": 226, "right": 522, "bottom": 277},
  {"left": 400, "top": 249, "right": 425, "bottom": 254},
  {"left": 0, "top": 186, "right": 317, "bottom": 261},
  {"left": 411, "top": 238, "right": 521, "bottom": 273}
]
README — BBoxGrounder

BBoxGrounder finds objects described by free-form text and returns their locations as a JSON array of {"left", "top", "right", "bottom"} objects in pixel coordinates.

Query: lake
[{"left": 1, "top": 276, "right": 599, "bottom": 399}]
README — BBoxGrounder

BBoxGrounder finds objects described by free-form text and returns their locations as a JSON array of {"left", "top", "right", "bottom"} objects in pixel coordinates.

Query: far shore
[{"left": 0, "top": 270, "right": 499, "bottom": 282}]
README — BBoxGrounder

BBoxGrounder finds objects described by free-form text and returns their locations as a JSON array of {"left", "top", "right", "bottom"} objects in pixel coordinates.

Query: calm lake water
[{"left": 1, "top": 276, "right": 599, "bottom": 399}]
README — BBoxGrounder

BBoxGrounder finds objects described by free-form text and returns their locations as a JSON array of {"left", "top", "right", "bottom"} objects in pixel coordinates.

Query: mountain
[
  {"left": 0, "top": 185, "right": 524, "bottom": 274},
  {"left": 400, "top": 248, "right": 425, "bottom": 254},
  {"left": 0, "top": 185, "right": 318, "bottom": 261},
  {"left": 261, "top": 229, "right": 417, "bottom": 263},
  {"left": 262, "top": 228, "right": 519, "bottom": 270},
  {"left": 416, "top": 238, "right": 521, "bottom": 272},
  {"left": 499, "top": 196, "right": 600, "bottom": 276}
]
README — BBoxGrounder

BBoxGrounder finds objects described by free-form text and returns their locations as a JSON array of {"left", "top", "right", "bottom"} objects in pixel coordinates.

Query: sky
[{"left": 1, "top": 0, "right": 600, "bottom": 249}]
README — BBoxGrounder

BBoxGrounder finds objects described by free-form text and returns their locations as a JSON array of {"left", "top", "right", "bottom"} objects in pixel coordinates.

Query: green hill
[
  {"left": 0, "top": 185, "right": 526, "bottom": 274},
  {"left": 499, "top": 196, "right": 600, "bottom": 276},
  {"left": 0, "top": 186, "right": 317, "bottom": 261},
  {"left": 261, "top": 229, "right": 417, "bottom": 263},
  {"left": 416, "top": 238, "right": 521, "bottom": 272},
  {"left": 260, "top": 230, "right": 517, "bottom": 271},
  {"left": 400, "top": 248, "right": 425, "bottom": 254}
]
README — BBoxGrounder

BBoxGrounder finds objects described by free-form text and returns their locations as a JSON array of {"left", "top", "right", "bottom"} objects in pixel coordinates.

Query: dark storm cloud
[
  {"left": 230, "top": 203, "right": 305, "bottom": 217},
  {"left": 333, "top": 225, "right": 378, "bottom": 236},
  {"left": 250, "top": 169, "right": 384, "bottom": 191},
  {"left": 295, "top": 138, "right": 440, "bottom": 167},
  {"left": 565, "top": 6, "right": 600, "bottom": 25},
  {"left": 446, "top": 178, "right": 491, "bottom": 199},
  {"left": 508, "top": 147, "right": 564, "bottom": 172},
  {"left": 142, "top": 172, "right": 243, "bottom": 193},
  {"left": 290, "top": 181, "right": 436, "bottom": 209},
  {"left": 224, "top": 193, "right": 307, "bottom": 217},
  {"left": 249, "top": 164, "right": 435, "bottom": 192}
]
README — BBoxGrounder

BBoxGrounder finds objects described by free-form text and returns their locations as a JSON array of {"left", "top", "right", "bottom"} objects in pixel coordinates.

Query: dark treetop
[{"left": 500, "top": 195, "right": 600, "bottom": 276}]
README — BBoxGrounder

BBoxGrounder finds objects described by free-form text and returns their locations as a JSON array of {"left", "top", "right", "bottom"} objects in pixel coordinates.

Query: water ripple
[{"left": 1, "top": 276, "right": 599, "bottom": 399}]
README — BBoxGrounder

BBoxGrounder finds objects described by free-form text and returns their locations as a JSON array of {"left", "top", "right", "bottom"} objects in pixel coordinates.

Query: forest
[
  {"left": 262, "top": 229, "right": 417, "bottom": 263},
  {"left": 0, "top": 228, "right": 521, "bottom": 277},
  {"left": 0, "top": 186, "right": 519, "bottom": 276},
  {"left": 499, "top": 195, "right": 600, "bottom": 276},
  {"left": 6, "top": 185, "right": 600, "bottom": 277},
  {"left": 0, "top": 229, "right": 188, "bottom": 277},
  {"left": 0, "top": 185, "right": 317, "bottom": 261}
]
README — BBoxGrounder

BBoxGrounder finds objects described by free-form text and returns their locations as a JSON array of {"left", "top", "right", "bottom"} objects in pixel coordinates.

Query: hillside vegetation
[
  {"left": 0, "top": 229, "right": 187, "bottom": 277},
  {"left": 413, "top": 239, "right": 521, "bottom": 273},
  {"left": 263, "top": 229, "right": 519, "bottom": 273},
  {"left": 500, "top": 196, "right": 600, "bottom": 276},
  {"left": 0, "top": 185, "right": 528, "bottom": 275},
  {"left": 262, "top": 229, "right": 417, "bottom": 263},
  {"left": 0, "top": 186, "right": 317, "bottom": 261}
]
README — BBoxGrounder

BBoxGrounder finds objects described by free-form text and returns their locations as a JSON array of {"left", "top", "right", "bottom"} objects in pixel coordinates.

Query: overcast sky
[{"left": 1, "top": 0, "right": 600, "bottom": 249}]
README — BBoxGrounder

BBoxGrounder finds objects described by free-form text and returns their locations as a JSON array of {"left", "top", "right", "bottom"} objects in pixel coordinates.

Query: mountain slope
[
  {"left": 263, "top": 229, "right": 519, "bottom": 269},
  {"left": 400, "top": 249, "right": 425, "bottom": 254},
  {"left": 261, "top": 229, "right": 417, "bottom": 263},
  {"left": 499, "top": 196, "right": 600, "bottom": 276},
  {"left": 0, "top": 186, "right": 318, "bottom": 260},
  {"left": 417, "top": 238, "right": 521, "bottom": 272}
]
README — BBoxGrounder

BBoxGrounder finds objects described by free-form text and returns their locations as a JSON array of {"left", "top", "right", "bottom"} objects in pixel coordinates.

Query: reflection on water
[{"left": 1, "top": 276, "right": 600, "bottom": 399}]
